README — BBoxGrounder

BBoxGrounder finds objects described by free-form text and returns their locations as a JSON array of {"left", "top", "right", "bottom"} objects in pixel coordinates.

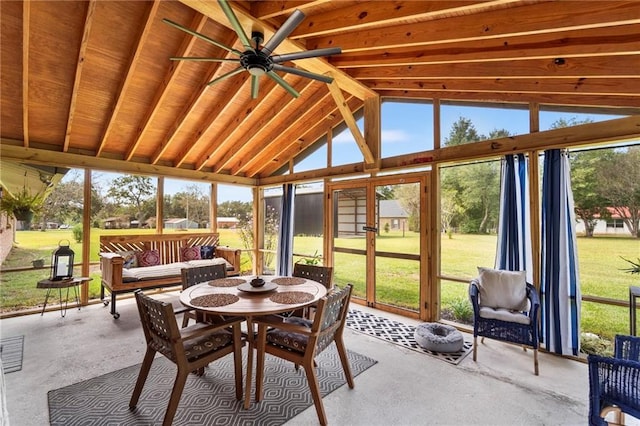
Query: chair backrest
[
  {"left": 311, "top": 284, "right": 352, "bottom": 353},
  {"left": 615, "top": 334, "right": 640, "bottom": 361},
  {"left": 293, "top": 263, "right": 333, "bottom": 290},
  {"left": 134, "top": 290, "right": 182, "bottom": 360},
  {"left": 181, "top": 263, "right": 227, "bottom": 290}
]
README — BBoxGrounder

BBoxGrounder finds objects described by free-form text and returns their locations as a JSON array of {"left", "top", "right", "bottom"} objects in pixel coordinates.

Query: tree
[
  {"left": 570, "top": 150, "right": 611, "bottom": 237},
  {"left": 218, "top": 200, "right": 252, "bottom": 222},
  {"left": 394, "top": 183, "right": 420, "bottom": 232},
  {"left": 106, "top": 175, "right": 155, "bottom": 224},
  {"left": 597, "top": 146, "right": 640, "bottom": 238}
]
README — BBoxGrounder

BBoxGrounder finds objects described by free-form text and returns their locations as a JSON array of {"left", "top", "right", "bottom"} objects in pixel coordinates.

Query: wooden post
[
  {"left": 156, "top": 177, "right": 164, "bottom": 234},
  {"left": 80, "top": 169, "right": 91, "bottom": 305}
]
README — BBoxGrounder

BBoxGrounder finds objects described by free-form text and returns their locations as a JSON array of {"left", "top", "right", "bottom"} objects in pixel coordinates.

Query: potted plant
[{"left": 0, "top": 187, "right": 44, "bottom": 228}]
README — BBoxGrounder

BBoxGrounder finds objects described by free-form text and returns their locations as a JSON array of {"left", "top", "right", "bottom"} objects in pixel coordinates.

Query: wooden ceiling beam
[
  {"left": 367, "top": 77, "right": 640, "bottom": 96},
  {"left": 327, "top": 78, "right": 374, "bottom": 163},
  {"left": 347, "top": 55, "right": 640, "bottom": 79},
  {"left": 0, "top": 143, "right": 256, "bottom": 186},
  {"left": 306, "top": 1, "right": 640, "bottom": 52},
  {"left": 256, "top": 96, "right": 363, "bottom": 178},
  {"left": 289, "top": 0, "right": 517, "bottom": 39},
  {"left": 195, "top": 74, "right": 282, "bottom": 171},
  {"left": 95, "top": 1, "right": 160, "bottom": 157},
  {"left": 125, "top": 13, "right": 210, "bottom": 161},
  {"left": 22, "top": 0, "right": 30, "bottom": 148},
  {"left": 213, "top": 77, "right": 314, "bottom": 174},
  {"left": 63, "top": 0, "right": 96, "bottom": 153},
  {"left": 333, "top": 25, "right": 640, "bottom": 68},
  {"left": 377, "top": 90, "right": 640, "bottom": 109},
  {"left": 178, "top": 0, "right": 375, "bottom": 100},
  {"left": 152, "top": 33, "right": 239, "bottom": 165},
  {"left": 251, "top": 1, "right": 332, "bottom": 20},
  {"left": 233, "top": 85, "right": 330, "bottom": 176}
]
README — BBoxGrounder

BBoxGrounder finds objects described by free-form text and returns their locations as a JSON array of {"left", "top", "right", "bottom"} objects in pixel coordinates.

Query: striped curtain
[
  {"left": 541, "top": 149, "right": 581, "bottom": 356},
  {"left": 276, "top": 183, "right": 296, "bottom": 276},
  {"left": 495, "top": 153, "right": 533, "bottom": 283}
]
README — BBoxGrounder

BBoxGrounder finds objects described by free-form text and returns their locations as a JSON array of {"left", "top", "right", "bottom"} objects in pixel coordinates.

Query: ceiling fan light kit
[{"left": 164, "top": 0, "right": 341, "bottom": 99}]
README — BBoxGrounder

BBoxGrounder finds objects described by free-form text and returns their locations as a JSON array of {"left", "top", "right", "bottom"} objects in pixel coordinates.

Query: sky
[{"left": 64, "top": 102, "right": 630, "bottom": 203}]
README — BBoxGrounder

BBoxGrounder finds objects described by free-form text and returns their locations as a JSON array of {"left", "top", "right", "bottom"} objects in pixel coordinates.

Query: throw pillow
[
  {"left": 200, "top": 245, "right": 216, "bottom": 259},
  {"left": 116, "top": 250, "right": 139, "bottom": 269},
  {"left": 477, "top": 267, "right": 527, "bottom": 311},
  {"left": 180, "top": 246, "right": 201, "bottom": 261},
  {"left": 137, "top": 249, "right": 160, "bottom": 267}
]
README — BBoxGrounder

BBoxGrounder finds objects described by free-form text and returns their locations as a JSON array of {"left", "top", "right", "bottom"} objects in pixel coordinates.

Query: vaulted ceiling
[{"left": 1, "top": 0, "right": 639, "bottom": 187}]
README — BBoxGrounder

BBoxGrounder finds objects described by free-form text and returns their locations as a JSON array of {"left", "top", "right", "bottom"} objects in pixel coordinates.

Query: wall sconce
[{"left": 51, "top": 240, "right": 74, "bottom": 281}]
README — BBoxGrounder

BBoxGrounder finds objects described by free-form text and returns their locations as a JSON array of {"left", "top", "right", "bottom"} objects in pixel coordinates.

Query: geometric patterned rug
[
  {"left": 346, "top": 309, "right": 472, "bottom": 365},
  {"left": 48, "top": 346, "right": 376, "bottom": 425},
  {"left": 0, "top": 335, "right": 24, "bottom": 374}
]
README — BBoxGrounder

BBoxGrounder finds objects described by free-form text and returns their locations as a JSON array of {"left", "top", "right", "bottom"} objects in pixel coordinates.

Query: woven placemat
[
  {"left": 272, "top": 277, "right": 306, "bottom": 286},
  {"left": 269, "top": 291, "right": 314, "bottom": 304},
  {"left": 190, "top": 294, "right": 239, "bottom": 308},
  {"left": 208, "top": 278, "right": 245, "bottom": 287}
]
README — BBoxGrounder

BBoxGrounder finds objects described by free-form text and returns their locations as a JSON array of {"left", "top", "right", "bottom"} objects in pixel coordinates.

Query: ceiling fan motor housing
[{"left": 241, "top": 51, "right": 273, "bottom": 76}]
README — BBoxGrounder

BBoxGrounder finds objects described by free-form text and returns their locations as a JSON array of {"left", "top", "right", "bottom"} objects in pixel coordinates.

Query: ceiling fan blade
[
  {"left": 261, "top": 9, "right": 305, "bottom": 56},
  {"left": 251, "top": 75, "right": 260, "bottom": 99},
  {"left": 272, "top": 64, "right": 334, "bottom": 84},
  {"left": 217, "top": 0, "right": 253, "bottom": 51},
  {"left": 267, "top": 71, "right": 300, "bottom": 98},
  {"left": 207, "top": 66, "right": 245, "bottom": 86},
  {"left": 163, "top": 19, "right": 241, "bottom": 56},
  {"left": 170, "top": 57, "right": 239, "bottom": 63},
  {"left": 271, "top": 47, "right": 342, "bottom": 63}
]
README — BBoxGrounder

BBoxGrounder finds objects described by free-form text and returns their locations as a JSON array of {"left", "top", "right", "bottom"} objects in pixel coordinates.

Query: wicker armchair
[
  {"left": 179, "top": 264, "right": 227, "bottom": 327},
  {"left": 129, "top": 290, "right": 244, "bottom": 426},
  {"left": 254, "top": 284, "right": 354, "bottom": 426},
  {"left": 469, "top": 268, "right": 540, "bottom": 375},
  {"left": 588, "top": 335, "right": 640, "bottom": 425}
]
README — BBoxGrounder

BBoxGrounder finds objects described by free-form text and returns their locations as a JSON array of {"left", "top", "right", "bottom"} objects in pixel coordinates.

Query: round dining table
[{"left": 179, "top": 275, "right": 328, "bottom": 409}]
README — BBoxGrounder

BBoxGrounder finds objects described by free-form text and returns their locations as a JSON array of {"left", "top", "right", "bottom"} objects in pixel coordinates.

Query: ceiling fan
[{"left": 163, "top": 0, "right": 341, "bottom": 99}]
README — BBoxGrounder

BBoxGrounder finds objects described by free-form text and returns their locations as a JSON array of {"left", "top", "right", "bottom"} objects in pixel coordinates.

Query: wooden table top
[
  {"left": 37, "top": 277, "right": 92, "bottom": 289},
  {"left": 179, "top": 275, "right": 327, "bottom": 317}
]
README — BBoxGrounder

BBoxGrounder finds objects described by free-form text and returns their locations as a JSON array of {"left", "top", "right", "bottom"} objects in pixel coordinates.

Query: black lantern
[{"left": 51, "top": 239, "right": 74, "bottom": 281}]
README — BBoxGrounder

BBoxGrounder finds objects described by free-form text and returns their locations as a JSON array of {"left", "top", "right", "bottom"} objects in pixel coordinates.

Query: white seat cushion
[
  {"left": 477, "top": 267, "right": 527, "bottom": 311},
  {"left": 479, "top": 306, "right": 531, "bottom": 325}
]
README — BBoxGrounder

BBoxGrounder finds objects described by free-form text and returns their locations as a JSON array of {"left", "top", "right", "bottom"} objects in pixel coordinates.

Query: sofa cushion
[
  {"left": 200, "top": 245, "right": 216, "bottom": 259},
  {"left": 137, "top": 249, "right": 160, "bottom": 267},
  {"left": 124, "top": 262, "right": 191, "bottom": 281},
  {"left": 477, "top": 267, "right": 527, "bottom": 311},
  {"left": 117, "top": 250, "right": 139, "bottom": 269},
  {"left": 479, "top": 306, "right": 531, "bottom": 325},
  {"left": 181, "top": 246, "right": 201, "bottom": 261},
  {"left": 186, "top": 258, "right": 234, "bottom": 271}
]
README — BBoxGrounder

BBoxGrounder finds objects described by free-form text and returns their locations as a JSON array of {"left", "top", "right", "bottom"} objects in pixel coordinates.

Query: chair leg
[
  {"left": 533, "top": 348, "right": 539, "bottom": 376},
  {"left": 181, "top": 314, "right": 189, "bottom": 328},
  {"left": 335, "top": 337, "right": 354, "bottom": 388},
  {"left": 232, "top": 324, "right": 243, "bottom": 401},
  {"left": 473, "top": 336, "right": 478, "bottom": 361},
  {"left": 303, "top": 360, "right": 328, "bottom": 426},
  {"left": 162, "top": 368, "right": 189, "bottom": 426},
  {"left": 129, "top": 348, "right": 156, "bottom": 409}
]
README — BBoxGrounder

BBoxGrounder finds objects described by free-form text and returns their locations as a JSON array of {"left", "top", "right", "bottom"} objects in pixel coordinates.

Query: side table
[
  {"left": 631, "top": 286, "right": 640, "bottom": 336},
  {"left": 37, "top": 277, "right": 92, "bottom": 317}
]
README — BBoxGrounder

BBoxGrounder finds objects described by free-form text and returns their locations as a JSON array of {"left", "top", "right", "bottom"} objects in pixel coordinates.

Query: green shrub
[
  {"left": 72, "top": 224, "right": 83, "bottom": 243},
  {"left": 447, "top": 297, "right": 473, "bottom": 324}
]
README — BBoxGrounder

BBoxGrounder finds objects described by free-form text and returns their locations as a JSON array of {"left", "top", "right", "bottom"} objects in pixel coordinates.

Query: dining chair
[
  {"left": 129, "top": 289, "right": 244, "bottom": 426},
  {"left": 291, "top": 263, "right": 333, "bottom": 319},
  {"left": 179, "top": 263, "right": 227, "bottom": 327},
  {"left": 254, "top": 284, "right": 354, "bottom": 426}
]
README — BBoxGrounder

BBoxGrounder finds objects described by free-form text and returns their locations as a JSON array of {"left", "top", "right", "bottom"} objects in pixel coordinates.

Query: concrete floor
[{"left": 0, "top": 291, "right": 624, "bottom": 426}]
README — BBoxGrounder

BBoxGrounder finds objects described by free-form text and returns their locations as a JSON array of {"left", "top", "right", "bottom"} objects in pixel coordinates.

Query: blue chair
[
  {"left": 469, "top": 269, "right": 540, "bottom": 375},
  {"left": 587, "top": 335, "right": 640, "bottom": 425}
]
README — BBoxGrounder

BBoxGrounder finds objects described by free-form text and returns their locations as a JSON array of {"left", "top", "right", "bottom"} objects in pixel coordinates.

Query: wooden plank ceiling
[{"left": 1, "top": 0, "right": 638, "bottom": 184}]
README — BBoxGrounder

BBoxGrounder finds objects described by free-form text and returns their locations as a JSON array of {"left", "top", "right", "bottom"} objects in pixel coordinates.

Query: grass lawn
[{"left": 1, "top": 228, "right": 638, "bottom": 342}]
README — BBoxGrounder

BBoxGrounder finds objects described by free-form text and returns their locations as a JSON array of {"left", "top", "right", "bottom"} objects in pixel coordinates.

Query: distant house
[
  {"left": 164, "top": 218, "right": 198, "bottom": 229},
  {"left": 575, "top": 207, "right": 633, "bottom": 236},
  {"left": 103, "top": 216, "right": 130, "bottom": 229},
  {"left": 379, "top": 200, "right": 409, "bottom": 232},
  {"left": 217, "top": 217, "right": 239, "bottom": 229}
]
